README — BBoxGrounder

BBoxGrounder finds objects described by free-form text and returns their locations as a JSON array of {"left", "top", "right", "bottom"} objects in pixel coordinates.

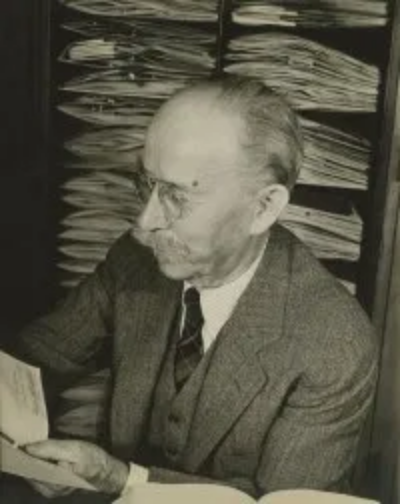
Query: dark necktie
[{"left": 174, "top": 287, "right": 204, "bottom": 392}]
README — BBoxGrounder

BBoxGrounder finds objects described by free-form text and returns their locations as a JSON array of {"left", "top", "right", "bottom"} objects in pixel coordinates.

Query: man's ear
[{"left": 250, "top": 184, "right": 290, "bottom": 235}]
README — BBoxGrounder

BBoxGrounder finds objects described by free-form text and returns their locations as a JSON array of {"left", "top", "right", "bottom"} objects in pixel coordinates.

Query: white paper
[{"left": 0, "top": 351, "right": 48, "bottom": 446}]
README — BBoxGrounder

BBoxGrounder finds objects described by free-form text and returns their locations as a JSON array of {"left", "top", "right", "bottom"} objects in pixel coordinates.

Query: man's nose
[{"left": 137, "top": 187, "right": 169, "bottom": 231}]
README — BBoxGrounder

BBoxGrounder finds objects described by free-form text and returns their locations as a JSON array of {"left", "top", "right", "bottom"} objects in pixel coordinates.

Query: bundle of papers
[
  {"left": 232, "top": 0, "right": 388, "bottom": 28},
  {"left": 280, "top": 203, "right": 362, "bottom": 262},
  {"left": 61, "top": 18, "right": 217, "bottom": 54},
  {"left": 61, "top": 72, "right": 186, "bottom": 99},
  {"left": 59, "top": 171, "right": 140, "bottom": 284},
  {"left": 59, "top": 96, "right": 158, "bottom": 127},
  {"left": 58, "top": 16, "right": 216, "bottom": 106},
  {"left": 60, "top": 39, "right": 214, "bottom": 74},
  {"left": 64, "top": 128, "right": 145, "bottom": 158},
  {"left": 299, "top": 118, "right": 371, "bottom": 189},
  {"left": 59, "top": 0, "right": 218, "bottom": 22},
  {"left": 59, "top": 17, "right": 216, "bottom": 75},
  {"left": 61, "top": 170, "right": 141, "bottom": 214},
  {"left": 225, "top": 33, "right": 379, "bottom": 111},
  {"left": 59, "top": 38, "right": 147, "bottom": 70}
]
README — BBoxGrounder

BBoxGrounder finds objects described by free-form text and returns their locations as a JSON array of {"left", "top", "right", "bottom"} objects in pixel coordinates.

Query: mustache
[{"left": 132, "top": 225, "right": 191, "bottom": 259}]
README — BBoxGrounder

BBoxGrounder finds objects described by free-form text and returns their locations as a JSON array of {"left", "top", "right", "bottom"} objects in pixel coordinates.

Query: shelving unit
[{"left": 0, "top": 0, "right": 58, "bottom": 339}]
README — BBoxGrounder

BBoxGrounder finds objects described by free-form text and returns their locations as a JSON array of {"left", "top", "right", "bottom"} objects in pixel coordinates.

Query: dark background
[{"left": 0, "top": 1, "right": 58, "bottom": 342}]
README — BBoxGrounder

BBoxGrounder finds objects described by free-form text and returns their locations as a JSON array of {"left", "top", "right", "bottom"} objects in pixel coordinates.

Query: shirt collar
[{"left": 183, "top": 240, "right": 267, "bottom": 350}]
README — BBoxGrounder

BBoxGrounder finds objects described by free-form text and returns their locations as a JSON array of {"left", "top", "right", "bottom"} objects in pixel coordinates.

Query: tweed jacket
[{"left": 16, "top": 224, "right": 378, "bottom": 498}]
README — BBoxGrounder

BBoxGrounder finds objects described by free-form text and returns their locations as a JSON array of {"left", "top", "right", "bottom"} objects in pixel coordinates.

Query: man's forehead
[{"left": 143, "top": 96, "right": 245, "bottom": 177}]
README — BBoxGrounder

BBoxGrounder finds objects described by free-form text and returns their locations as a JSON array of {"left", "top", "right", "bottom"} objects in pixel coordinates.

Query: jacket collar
[{"left": 183, "top": 225, "right": 292, "bottom": 470}]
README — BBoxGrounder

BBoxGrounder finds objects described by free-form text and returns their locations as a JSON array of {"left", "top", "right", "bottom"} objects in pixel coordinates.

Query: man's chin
[{"left": 156, "top": 258, "right": 192, "bottom": 281}]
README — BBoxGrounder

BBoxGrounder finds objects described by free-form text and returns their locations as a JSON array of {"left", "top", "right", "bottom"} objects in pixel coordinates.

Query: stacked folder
[
  {"left": 225, "top": 32, "right": 379, "bottom": 112},
  {"left": 279, "top": 185, "right": 364, "bottom": 293},
  {"left": 64, "top": 128, "right": 145, "bottom": 157},
  {"left": 280, "top": 203, "right": 362, "bottom": 262},
  {"left": 59, "top": 171, "right": 141, "bottom": 286},
  {"left": 232, "top": 0, "right": 388, "bottom": 28},
  {"left": 59, "top": 19, "right": 215, "bottom": 75},
  {"left": 59, "top": 0, "right": 218, "bottom": 22},
  {"left": 299, "top": 118, "right": 371, "bottom": 190},
  {"left": 59, "top": 96, "right": 158, "bottom": 127}
]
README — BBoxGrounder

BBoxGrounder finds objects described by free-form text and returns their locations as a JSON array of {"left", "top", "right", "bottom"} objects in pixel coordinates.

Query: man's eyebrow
[{"left": 141, "top": 165, "right": 197, "bottom": 191}]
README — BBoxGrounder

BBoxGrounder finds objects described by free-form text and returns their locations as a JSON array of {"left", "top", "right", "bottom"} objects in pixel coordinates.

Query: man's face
[{"left": 133, "top": 94, "right": 259, "bottom": 288}]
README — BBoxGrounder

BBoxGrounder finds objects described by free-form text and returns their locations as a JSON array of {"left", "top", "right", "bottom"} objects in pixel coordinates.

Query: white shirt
[
  {"left": 182, "top": 252, "right": 264, "bottom": 353},
  {"left": 122, "top": 246, "right": 266, "bottom": 493}
]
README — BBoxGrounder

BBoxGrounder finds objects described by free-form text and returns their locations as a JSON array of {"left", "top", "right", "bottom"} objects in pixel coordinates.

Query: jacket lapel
[
  {"left": 184, "top": 226, "right": 292, "bottom": 471},
  {"left": 111, "top": 255, "right": 182, "bottom": 459}
]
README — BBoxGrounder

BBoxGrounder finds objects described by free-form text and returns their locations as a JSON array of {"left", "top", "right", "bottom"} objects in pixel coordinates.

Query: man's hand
[
  {"left": 27, "top": 479, "right": 75, "bottom": 499},
  {"left": 25, "top": 439, "right": 129, "bottom": 495}
]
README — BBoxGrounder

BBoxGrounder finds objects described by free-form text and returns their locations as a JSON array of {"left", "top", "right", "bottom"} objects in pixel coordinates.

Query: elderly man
[{"left": 11, "top": 77, "right": 377, "bottom": 502}]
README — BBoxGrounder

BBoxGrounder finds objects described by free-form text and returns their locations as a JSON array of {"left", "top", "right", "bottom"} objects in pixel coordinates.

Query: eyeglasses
[{"left": 131, "top": 167, "right": 191, "bottom": 223}]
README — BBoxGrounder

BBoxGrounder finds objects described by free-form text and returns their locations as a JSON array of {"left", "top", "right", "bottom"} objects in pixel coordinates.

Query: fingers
[
  {"left": 25, "top": 439, "right": 103, "bottom": 483},
  {"left": 25, "top": 439, "right": 129, "bottom": 495},
  {"left": 58, "top": 459, "right": 76, "bottom": 471},
  {"left": 28, "top": 479, "right": 74, "bottom": 498},
  {"left": 25, "top": 439, "right": 81, "bottom": 465}
]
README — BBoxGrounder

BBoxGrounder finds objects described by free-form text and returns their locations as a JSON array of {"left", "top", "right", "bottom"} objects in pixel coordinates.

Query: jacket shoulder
[
  {"left": 101, "top": 231, "right": 159, "bottom": 287},
  {"left": 272, "top": 225, "right": 377, "bottom": 380}
]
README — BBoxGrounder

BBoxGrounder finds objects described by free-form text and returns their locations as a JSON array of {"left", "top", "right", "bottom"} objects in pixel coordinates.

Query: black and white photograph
[{"left": 0, "top": 1, "right": 399, "bottom": 503}]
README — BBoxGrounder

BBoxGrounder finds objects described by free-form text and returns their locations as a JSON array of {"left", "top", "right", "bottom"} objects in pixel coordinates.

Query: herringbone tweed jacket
[{"left": 17, "top": 224, "right": 378, "bottom": 498}]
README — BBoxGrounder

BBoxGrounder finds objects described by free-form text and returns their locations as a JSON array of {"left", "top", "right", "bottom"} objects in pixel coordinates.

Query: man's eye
[
  {"left": 146, "top": 176, "right": 156, "bottom": 192},
  {"left": 168, "top": 190, "right": 188, "bottom": 208},
  {"left": 160, "top": 187, "right": 189, "bottom": 216}
]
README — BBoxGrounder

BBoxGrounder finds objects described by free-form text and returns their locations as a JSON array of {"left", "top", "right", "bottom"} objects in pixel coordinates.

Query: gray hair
[{"left": 172, "top": 76, "right": 304, "bottom": 190}]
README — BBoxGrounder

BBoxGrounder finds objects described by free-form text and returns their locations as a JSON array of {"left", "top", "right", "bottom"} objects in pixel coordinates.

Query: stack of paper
[
  {"left": 59, "top": 96, "right": 158, "bottom": 127},
  {"left": 59, "top": 0, "right": 218, "bottom": 22},
  {"left": 59, "top": 171, "right": 141, "bottom": 286},
  {"left": 280, "top": 203, "right": 362, "bottom": 262},
  {"left": 62, "top": 18, "right": 217, "bottom": 48},
  {"left": 64, "top": 128, "right": 145, "bottom": 158},
  {"left": 59, "top": 20, "right": 215, "bottom": 74},
  {"left": 232, "top": 0, "right": 388, "bottom": 28},
  {"left": 299, "top": 118, "right": 371, "bottom": 189},
  {"left": 61, "top": 73, "right": 186, "bottom": 99},
  {"left": 225, "top": 33, "right": 379, "bottom": 111}
]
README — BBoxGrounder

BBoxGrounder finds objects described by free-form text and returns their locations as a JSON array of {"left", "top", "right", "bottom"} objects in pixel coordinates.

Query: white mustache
[{"left": 132, "top": 226, "right": 191, "bottom": 260}]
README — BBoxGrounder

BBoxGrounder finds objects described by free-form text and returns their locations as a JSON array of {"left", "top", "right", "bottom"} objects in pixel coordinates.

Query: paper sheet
[{"left": 0, "top": 350, "right": 48, "bottom": 445}]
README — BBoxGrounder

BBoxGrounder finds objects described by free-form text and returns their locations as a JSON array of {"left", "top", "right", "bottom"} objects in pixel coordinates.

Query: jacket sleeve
[
  {"left": 14, "top": 232, "right": 133, "bottom": 405},
  {"left": 253, "top": 307, "right": 378, "bottom": 496}
]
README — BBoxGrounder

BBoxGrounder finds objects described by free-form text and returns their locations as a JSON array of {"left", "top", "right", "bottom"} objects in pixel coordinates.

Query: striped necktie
[{"left": 174, "top": 287, "right": 204, "bottom": 392}]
